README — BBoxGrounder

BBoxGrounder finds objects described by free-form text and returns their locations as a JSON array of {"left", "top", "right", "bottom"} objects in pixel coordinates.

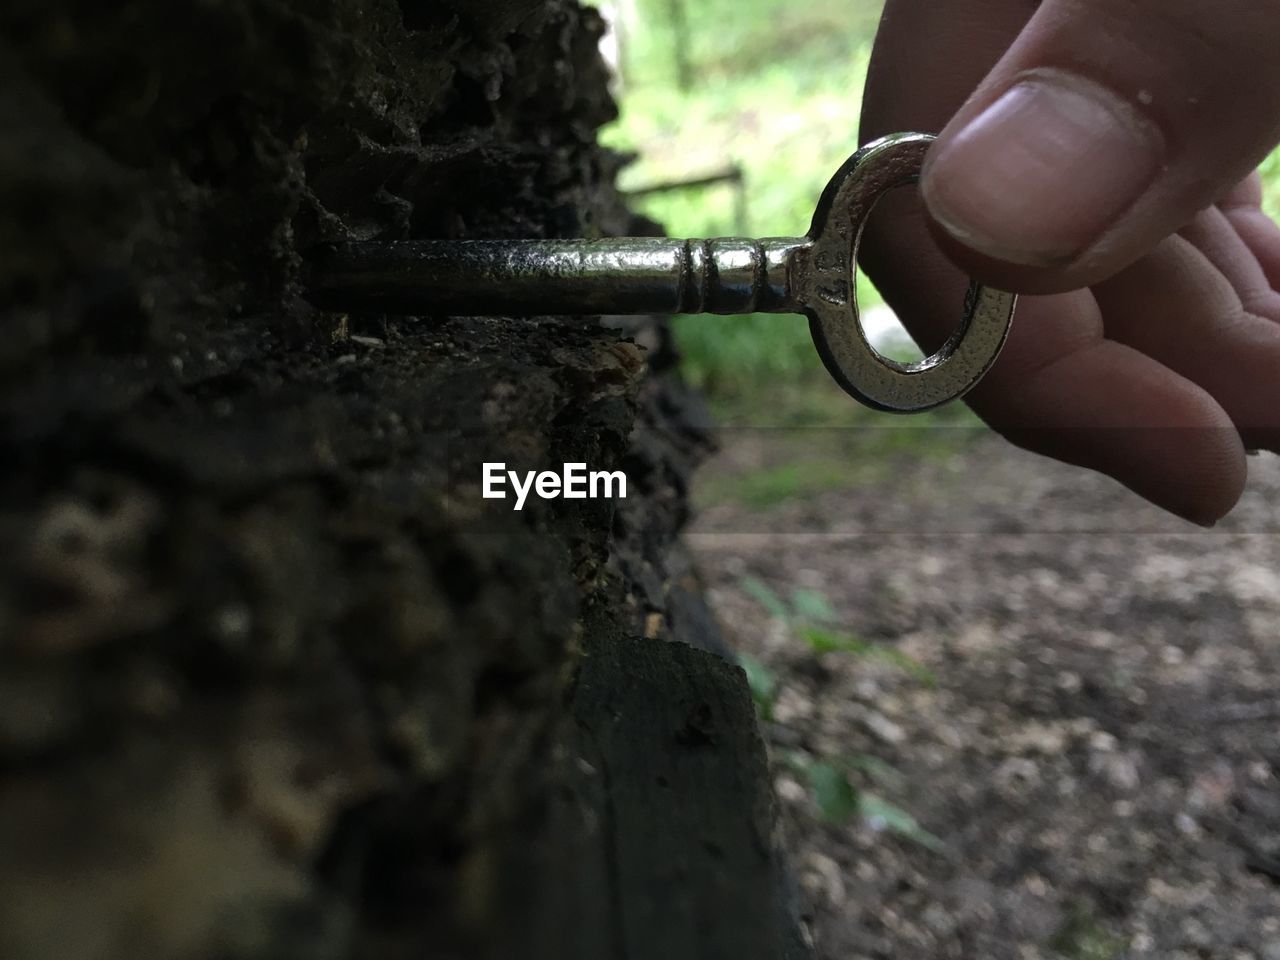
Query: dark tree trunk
[{"left": 0, "top": 1, "right": 809, "bottom": 957}]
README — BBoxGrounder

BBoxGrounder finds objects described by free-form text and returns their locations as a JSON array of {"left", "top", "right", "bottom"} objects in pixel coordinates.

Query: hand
[{"left": 860, "top": 0, "right": 1280, "bottom": 525}]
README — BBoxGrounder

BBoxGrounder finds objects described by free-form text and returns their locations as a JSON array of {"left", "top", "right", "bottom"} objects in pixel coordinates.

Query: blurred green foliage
[
  {"left": 594, "top": 0, "right": 886, "bottom": 399},
  {"left": 738, "top": 576, "right": 934, "bottom": 681},
  {"left": 1049, "top": 903, "right": 1127, "bottom": 960},
  {"left": 736, "top": 651, "right": 777, "bottom": 720},
  {"left": 798, "top": 755, "right": 944, "bottom": 852},
  {"left": 1261, "top": 148, "right": 1280, "bottom": 223},
  {"left": 592, "top": 0, "right": 1280, "bottom": 403},
  {"left": 731, "top": 573, "right": 945, "bottom": 850}
]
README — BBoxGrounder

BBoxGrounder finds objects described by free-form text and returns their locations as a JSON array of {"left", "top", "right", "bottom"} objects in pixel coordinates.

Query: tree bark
[{"left": 0, "top": 1, "right": 808, "bottom": 957}]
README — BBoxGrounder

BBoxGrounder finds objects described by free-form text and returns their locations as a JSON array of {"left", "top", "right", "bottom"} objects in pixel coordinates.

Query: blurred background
[
  {"left": 586, "top": 4, "right": 1280, "bottom": 957},
  {"left": 589, "top": 0, "right": 1280, "bottom": 414},
  {"left": 595, "top": 0, "right": 895, "bottom": 407}
]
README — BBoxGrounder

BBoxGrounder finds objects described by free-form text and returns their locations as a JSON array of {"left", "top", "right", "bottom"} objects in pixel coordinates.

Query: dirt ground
[{"left": 689, "top": 426, "right": 1280, "bottom": 960}]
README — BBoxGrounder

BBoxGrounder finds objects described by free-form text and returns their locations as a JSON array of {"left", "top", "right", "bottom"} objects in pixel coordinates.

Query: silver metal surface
[
  {"left": 306, "top": 132, "right": 1016, "bottom": 413},
  {"left": 802, "top": 133, "right": 1017, "bottom": 412}
]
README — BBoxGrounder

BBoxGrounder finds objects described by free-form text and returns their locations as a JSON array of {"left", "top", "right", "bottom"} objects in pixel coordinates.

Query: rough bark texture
[{"left": 0, "top": 2, "right": 806, "bottom": 958}]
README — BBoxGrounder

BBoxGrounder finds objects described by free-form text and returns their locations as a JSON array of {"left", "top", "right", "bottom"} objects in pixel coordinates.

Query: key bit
[{"left": 306, "top": 132, "right": 1016, "bottom": 413}]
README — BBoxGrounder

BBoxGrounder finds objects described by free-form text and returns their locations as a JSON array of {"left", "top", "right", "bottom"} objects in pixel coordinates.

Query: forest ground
[{"left": 689, "top": 421, "right": 1280, "bottom": 960}]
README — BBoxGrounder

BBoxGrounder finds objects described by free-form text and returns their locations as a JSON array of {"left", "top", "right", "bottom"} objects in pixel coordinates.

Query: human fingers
[
  {"left": 860, "top": 0, "right": 1248, "bottom": 522},
  {"left": 857, "top": 190, "right": 1246, "bottom": 525},
  {"left": 919, "top": 0, "right": 1280, "bottom": 293},
  {"left": 1216, "top": 172, "right": 1280, "bottom": 291},
  {"left": 1177, "top": 203, "right": 1280, "bottom": 324},
  {"left": 1093, "top": 233, "right": 1280, "bottom": 452}
]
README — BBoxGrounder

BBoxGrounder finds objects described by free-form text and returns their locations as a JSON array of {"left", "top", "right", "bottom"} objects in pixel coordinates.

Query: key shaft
[
  {"left": 309, "top": 236, "right": 808, "bottom": 317},
  {"left": 304, "top": 133, "right": 1017, "bottom": 413}
]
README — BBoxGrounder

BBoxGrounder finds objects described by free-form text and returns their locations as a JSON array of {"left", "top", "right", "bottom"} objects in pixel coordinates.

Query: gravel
[{"left": 690, "top": 430, "right": 1280, "bottom": 960}]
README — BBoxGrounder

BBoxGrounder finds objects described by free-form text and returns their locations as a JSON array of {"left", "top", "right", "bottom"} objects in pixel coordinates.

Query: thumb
[{"left": 920, "top": 0, "right": 1280, "bottom": 294}]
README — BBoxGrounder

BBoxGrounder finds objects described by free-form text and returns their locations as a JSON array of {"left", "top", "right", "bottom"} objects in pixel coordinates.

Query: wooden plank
[{"left": 570, "top": 630, "right": 810, "bottom": 960}]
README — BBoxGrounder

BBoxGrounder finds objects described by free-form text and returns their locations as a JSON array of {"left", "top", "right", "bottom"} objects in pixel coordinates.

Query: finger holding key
[
  {"left": 916, "top": 0, "right": 1280, "bottom": 294},
  {"left": 308, "top": 134, "right": 1017, "bottom": 414},
  {"left": 859, "top": 0, "right": 1280, "bottom": 523}
]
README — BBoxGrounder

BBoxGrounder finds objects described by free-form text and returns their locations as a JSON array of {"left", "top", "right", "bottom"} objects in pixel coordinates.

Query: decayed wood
[
  {"left": 0, "top": 0, "right": 809, "bottom": 956},
  {"left": 571, "top": 629, "right": 808, "bottom": 960}
]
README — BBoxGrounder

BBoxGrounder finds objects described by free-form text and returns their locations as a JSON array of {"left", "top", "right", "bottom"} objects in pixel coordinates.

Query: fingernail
[{"left": 922, "top": 72, "right": 1165, "bottom": 266}]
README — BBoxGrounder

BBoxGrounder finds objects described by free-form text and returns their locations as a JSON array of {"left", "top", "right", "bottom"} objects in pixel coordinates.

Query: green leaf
[
  {"left": 844, "top": 754, "right": 906, "bottom": 791},
  {"left": 870, "top": 646, "right": 937, "bottom": 686},
  {"left": 737, "top": 652, "right": 777, "bottom": 721},
  {"left": 799, "top": 626, "right": 866, "bottom": 655},
  {"left": 789, "top": 587, "right": 837, "bottom": 625},
  {"left": 798, "top": 627, "right": 936, "bottom": 684},
  {"left": 858, "top": 792, "right": 946, "bottom": 853},
  {"left": 1049, "top": 903, "right": 1126, "bottom": 960},
  {"left": 800, "top": 626, "right": 839, "bottom": 654},
  {"left": 740, "top": 576, "right": 790, "bottom": 621},
  {"left": 807, "top": 760, "right": 860, "bottom": 823}
]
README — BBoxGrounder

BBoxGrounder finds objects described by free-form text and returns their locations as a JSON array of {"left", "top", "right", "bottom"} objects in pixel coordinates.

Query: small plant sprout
[{"left": 738, "top": 576, "right": 933, "bottom": 683}]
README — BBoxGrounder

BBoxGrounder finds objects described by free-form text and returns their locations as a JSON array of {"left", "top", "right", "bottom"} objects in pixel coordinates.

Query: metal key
[{"left": 306, "top": 132, "right": 1016, "bottom": 413}]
